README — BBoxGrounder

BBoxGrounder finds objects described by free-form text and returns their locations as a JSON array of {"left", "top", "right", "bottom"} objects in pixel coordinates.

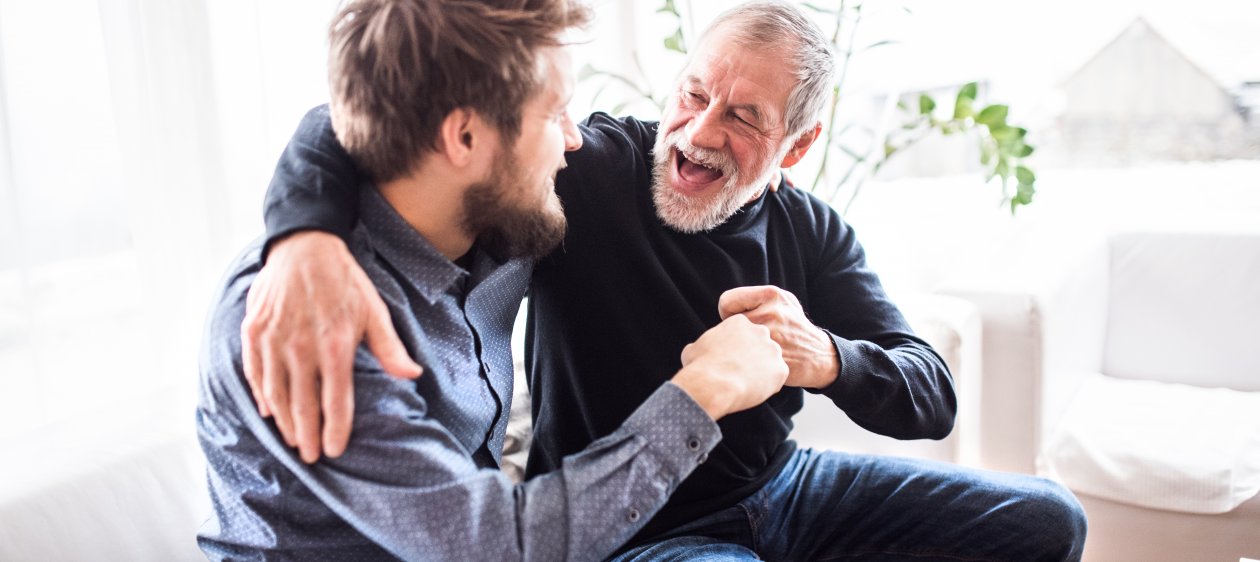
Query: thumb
[
  {"left": 717, "top": 286, "right": 776, "bottom": 321},
  {"left": 363, "top": 298, "right": 423, "bottom": 379}
]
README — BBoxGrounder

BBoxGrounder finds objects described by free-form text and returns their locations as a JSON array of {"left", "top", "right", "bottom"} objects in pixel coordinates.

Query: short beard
[
  {"left": 650, "top": 128, "right": 773, "bottom": 233},
  {"left": 462, "top": 151, "right": 566, "bottom": 260}
]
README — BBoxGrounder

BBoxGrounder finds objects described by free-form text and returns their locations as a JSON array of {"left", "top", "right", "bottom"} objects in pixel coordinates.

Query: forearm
[
  {"left": 815, "top": 332, "right": 956, "bottom": 440},
  {"left": 206, "top": 346, "right": 718, "bottom": 561},
  {"left": 262, "top": 105, "right": 363, "bottom": 257}
]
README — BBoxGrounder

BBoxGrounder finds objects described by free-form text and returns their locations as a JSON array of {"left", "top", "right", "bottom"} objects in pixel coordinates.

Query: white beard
[{"left": 650, "top": 128, "right": 776, "bottom": 233}]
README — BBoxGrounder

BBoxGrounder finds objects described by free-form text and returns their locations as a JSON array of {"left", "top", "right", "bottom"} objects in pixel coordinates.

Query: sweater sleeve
[
  {"left": 803, "top": 202, "right": 957, "bottom": 440},
  {"left": 261, "top": 105, "right": 364, "bottom": 257}
]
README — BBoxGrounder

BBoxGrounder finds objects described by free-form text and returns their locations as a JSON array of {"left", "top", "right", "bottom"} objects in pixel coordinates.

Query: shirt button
[
  {"left": 628, "top": 508, "right": 641, "bottom": 522},
  {"left": 687, "top": 437, "right": 701, "bottom": 451}
]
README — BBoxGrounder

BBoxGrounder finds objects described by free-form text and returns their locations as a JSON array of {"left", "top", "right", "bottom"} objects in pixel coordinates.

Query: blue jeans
[{"left": 608, "top": 448, "right": 1086, "bottom": 561}]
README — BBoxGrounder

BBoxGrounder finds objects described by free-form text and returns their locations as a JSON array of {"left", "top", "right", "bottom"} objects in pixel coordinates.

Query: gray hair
[{"left": 699, "top": 1, "right": 836, "bottom": 139}]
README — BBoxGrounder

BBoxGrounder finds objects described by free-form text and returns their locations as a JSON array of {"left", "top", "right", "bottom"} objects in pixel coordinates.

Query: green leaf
[
  {"left": 1017, "top": 144, "right": 1035, "bottom": 157},
  {"left": 918, "top": 94, "right": 936, "bottom": 115},
  {"left": 980, "top": 139, "right": 996, "bottom": 166},
  {"left": 994, "top": 158, "right": 1010, "bottom": 180},
  {"left": 956, "top": 82, "right": 978, "bottom": 104},
  {"left": 1015, "top": 165, "right": 1036, "bottom": 185},
  {"left": 990, "top": 125, "right": 1018, "bottom": 142},
  {"left": 656, "top": 0, "right": 678, "bottom": 15},
  {"left": 976, "top": 104, "right": 1009, "bottom": 128},
  {"left": 663, "top": 27, "right": 686, "bottom": 53},
  {"left": 953, "top": 98, "right": 973, "bottom": 120}
]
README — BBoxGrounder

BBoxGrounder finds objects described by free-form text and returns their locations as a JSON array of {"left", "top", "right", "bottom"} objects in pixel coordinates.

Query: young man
[
  {"left": 197, "top": 1, "right": 791, "bottom": 559},
  {"left": 245, "top": 1, "right": 1088, "bottom": 560}
]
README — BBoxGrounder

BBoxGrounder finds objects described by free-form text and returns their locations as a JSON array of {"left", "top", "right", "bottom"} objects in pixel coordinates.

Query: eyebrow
[{"left": 682, "top": 75, "right": 766, "bottom": 126}]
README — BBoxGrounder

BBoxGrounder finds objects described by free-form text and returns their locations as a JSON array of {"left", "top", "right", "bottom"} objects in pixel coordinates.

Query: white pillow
[{"left": 1040, "top": 374, "right": 1260, "bottom": 514}]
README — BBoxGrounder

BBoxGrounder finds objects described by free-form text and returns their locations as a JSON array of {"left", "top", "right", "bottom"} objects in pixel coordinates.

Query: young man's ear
[
  {"left": 779, "top": 123, "right": 822, "bottom": 168},
  {"left": 437, "top": 108, "right": 485, "bottom": 167}
]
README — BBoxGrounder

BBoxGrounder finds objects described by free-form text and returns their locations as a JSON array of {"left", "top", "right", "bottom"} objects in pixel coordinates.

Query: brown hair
[{"left": 328, "top": 0, "right": 590, "bottom": 183}]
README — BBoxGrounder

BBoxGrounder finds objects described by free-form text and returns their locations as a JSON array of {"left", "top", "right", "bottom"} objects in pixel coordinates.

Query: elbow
[{"left": 921, "top": 373, "right": 958, "bottom": 440}]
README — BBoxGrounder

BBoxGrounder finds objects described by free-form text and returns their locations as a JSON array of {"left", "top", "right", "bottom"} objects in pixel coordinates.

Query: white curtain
[{"left": 0, "top": 0, "right": 336, "bottom": 443}]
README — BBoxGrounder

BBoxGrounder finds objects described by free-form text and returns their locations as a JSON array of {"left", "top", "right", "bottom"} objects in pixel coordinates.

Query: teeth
[{"left": 679, "top": 150, "right": 718, "bottom": 170}]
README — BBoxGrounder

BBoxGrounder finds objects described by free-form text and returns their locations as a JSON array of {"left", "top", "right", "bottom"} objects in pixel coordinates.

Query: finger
[
  {"left": 262, "top": 345, "right": 296, "bottom": 448},
  {"left": 362, "top": 291, "right": 422, "bottom": 379},
  {"left": 286, "top": 347, "right": 323, "bottom": 464},
  {"left": 320, "top": 333, "right": 356, "bottom": 458},
  {"left": 717, "top": 286, "right": 779, "bottom": 320},
  {"left": 241, "top": 318, "right": 269, "bottom": 418}
]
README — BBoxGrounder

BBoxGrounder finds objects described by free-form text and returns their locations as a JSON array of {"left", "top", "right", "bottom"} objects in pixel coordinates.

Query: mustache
[{"left": 662, "top": 130, "right": 736, "bottom": 176}]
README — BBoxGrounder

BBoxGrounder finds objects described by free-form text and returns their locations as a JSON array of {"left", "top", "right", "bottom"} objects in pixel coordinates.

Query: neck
[{"left": 377, "top": 171, "right": 474, "bottom": 261}]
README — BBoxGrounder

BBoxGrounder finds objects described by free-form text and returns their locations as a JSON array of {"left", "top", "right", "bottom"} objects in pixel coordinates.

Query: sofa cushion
[
  {"left": 1103, "top": 232, "right": 1260, "bottom": 390},
  {"left": 1041, "top": 373, "right": 1260, "bottom": 514}
]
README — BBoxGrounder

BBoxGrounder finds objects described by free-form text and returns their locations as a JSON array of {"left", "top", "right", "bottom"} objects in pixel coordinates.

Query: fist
[{"left": 717, "top": 286, "right": 839, "bottom": 389}]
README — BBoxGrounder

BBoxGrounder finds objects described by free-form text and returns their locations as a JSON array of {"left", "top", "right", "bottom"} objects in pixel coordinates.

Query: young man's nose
[{"left": 562, "top": 112, "right": 582, "bottom": 152}]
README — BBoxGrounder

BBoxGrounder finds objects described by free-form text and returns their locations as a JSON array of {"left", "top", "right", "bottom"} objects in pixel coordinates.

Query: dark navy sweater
[{"left": 263, "top": 107, "right": 956, "bottom": 542}]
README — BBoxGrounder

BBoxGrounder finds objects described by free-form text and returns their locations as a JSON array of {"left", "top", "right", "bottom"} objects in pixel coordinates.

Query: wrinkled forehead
[{"left": 682, "top": 25, "right": 796, "bottom": 125}]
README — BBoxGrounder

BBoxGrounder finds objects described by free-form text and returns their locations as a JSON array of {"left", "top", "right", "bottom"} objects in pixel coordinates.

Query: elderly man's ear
[{"left": 779, "top": 123, "right": 822, "bottom": 168}]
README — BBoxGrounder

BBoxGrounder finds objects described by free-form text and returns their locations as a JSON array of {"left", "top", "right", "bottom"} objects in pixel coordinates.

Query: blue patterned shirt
[{"left": 196, "top": 187, "right": 721, "bottom": 560}]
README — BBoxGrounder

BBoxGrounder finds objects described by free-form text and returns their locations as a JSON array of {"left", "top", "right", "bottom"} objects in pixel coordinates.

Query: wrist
[
  {"left": 671, "top": 365, "right": 735, "bottom": 421},
  {"left": 804, "top": 328, "right": 841, "bottom": 389}
]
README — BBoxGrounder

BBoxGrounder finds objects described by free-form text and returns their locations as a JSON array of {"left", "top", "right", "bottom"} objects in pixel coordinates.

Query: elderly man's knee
[{"left": 1028, "top": 479, "right": 1088, "bottom": 560}]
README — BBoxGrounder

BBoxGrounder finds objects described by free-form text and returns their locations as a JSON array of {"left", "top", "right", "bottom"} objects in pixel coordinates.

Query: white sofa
[
  {"left": 0, "top": 391, "right": 207, "bottom": 561},
  {"left": 942, "top": 230, "right": 1260, "bottom": 562}
]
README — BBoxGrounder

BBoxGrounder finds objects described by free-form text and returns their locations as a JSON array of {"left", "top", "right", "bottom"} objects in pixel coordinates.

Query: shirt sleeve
[
  {"left": 199, "top": 275, "right": 720, "bottom": 561},
  {"left": 261, "top": 105, "right": 362, "bottom": 257},
  {"left": 802, "top": 201, "right": 957, "bottom": 440}
]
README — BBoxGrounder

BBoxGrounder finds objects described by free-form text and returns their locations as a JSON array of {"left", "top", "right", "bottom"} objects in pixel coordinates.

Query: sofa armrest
[
  {"left": 790, "top": 292, "right": 982, "bottom": 465},
  {"left": 937, "top": 232, "right": 1110, "bottom": 474}
]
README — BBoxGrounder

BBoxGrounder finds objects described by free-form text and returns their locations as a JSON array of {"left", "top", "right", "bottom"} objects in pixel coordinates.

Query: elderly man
[
  {"left": 246, "top": 1, "right": 1088, "bottom": 560},
  {"left": 197, "top": 0, "right": 793, "bottom": 559}
]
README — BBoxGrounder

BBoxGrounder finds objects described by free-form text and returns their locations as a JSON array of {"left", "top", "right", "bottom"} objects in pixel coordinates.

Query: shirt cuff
[
  {"left": 808, "top": 329, "right": 858, "bottom": 401},
  {"left": 619, "top": 382, "right": 722, "bottom": 482}
]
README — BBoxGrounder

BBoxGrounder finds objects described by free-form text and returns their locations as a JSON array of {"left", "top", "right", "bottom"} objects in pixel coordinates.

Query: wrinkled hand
[
  {"left": 241, "top": 231, "right": 421, "bottom": 463},
  {"left": 672, "top": 314, "right": 789, "bottom": 420},
  {"left": 718, "top": 286, "right": 839, "bottom": 389}
]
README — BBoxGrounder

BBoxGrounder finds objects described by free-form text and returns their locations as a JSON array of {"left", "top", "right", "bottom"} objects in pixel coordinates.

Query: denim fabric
[{"left": 610, "top": 448, "right": 1087, "bottom": 562}]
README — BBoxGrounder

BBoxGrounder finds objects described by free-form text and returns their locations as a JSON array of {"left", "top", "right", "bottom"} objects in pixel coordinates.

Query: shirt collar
[{"left": 357, "top": 186, "right": 468, "bottom": 304}]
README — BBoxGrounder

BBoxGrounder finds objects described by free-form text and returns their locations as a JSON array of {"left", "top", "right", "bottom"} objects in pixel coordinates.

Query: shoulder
[
  {"left": 769, "top": 181, "right": 852, "bottom": 242},
  {"left": 566, "top": 113, "right": 658, "bottom": 175},
  {"left": 766, "top": 182, "right": 865, "bottom": 276},
  {"left": 199, "top": 238, "right": 266, "bottom": 416},
  {"left": 555, "top": 113, "right": 659, "bottom": 205},
  {"left": 204, "top": 239, "right": 265, "bottom": 359}
]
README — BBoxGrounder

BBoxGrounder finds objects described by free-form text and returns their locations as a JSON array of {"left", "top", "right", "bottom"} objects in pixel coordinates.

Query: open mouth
[{"left": 673, "top": 148, "right": 725, "bottom": 191}]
